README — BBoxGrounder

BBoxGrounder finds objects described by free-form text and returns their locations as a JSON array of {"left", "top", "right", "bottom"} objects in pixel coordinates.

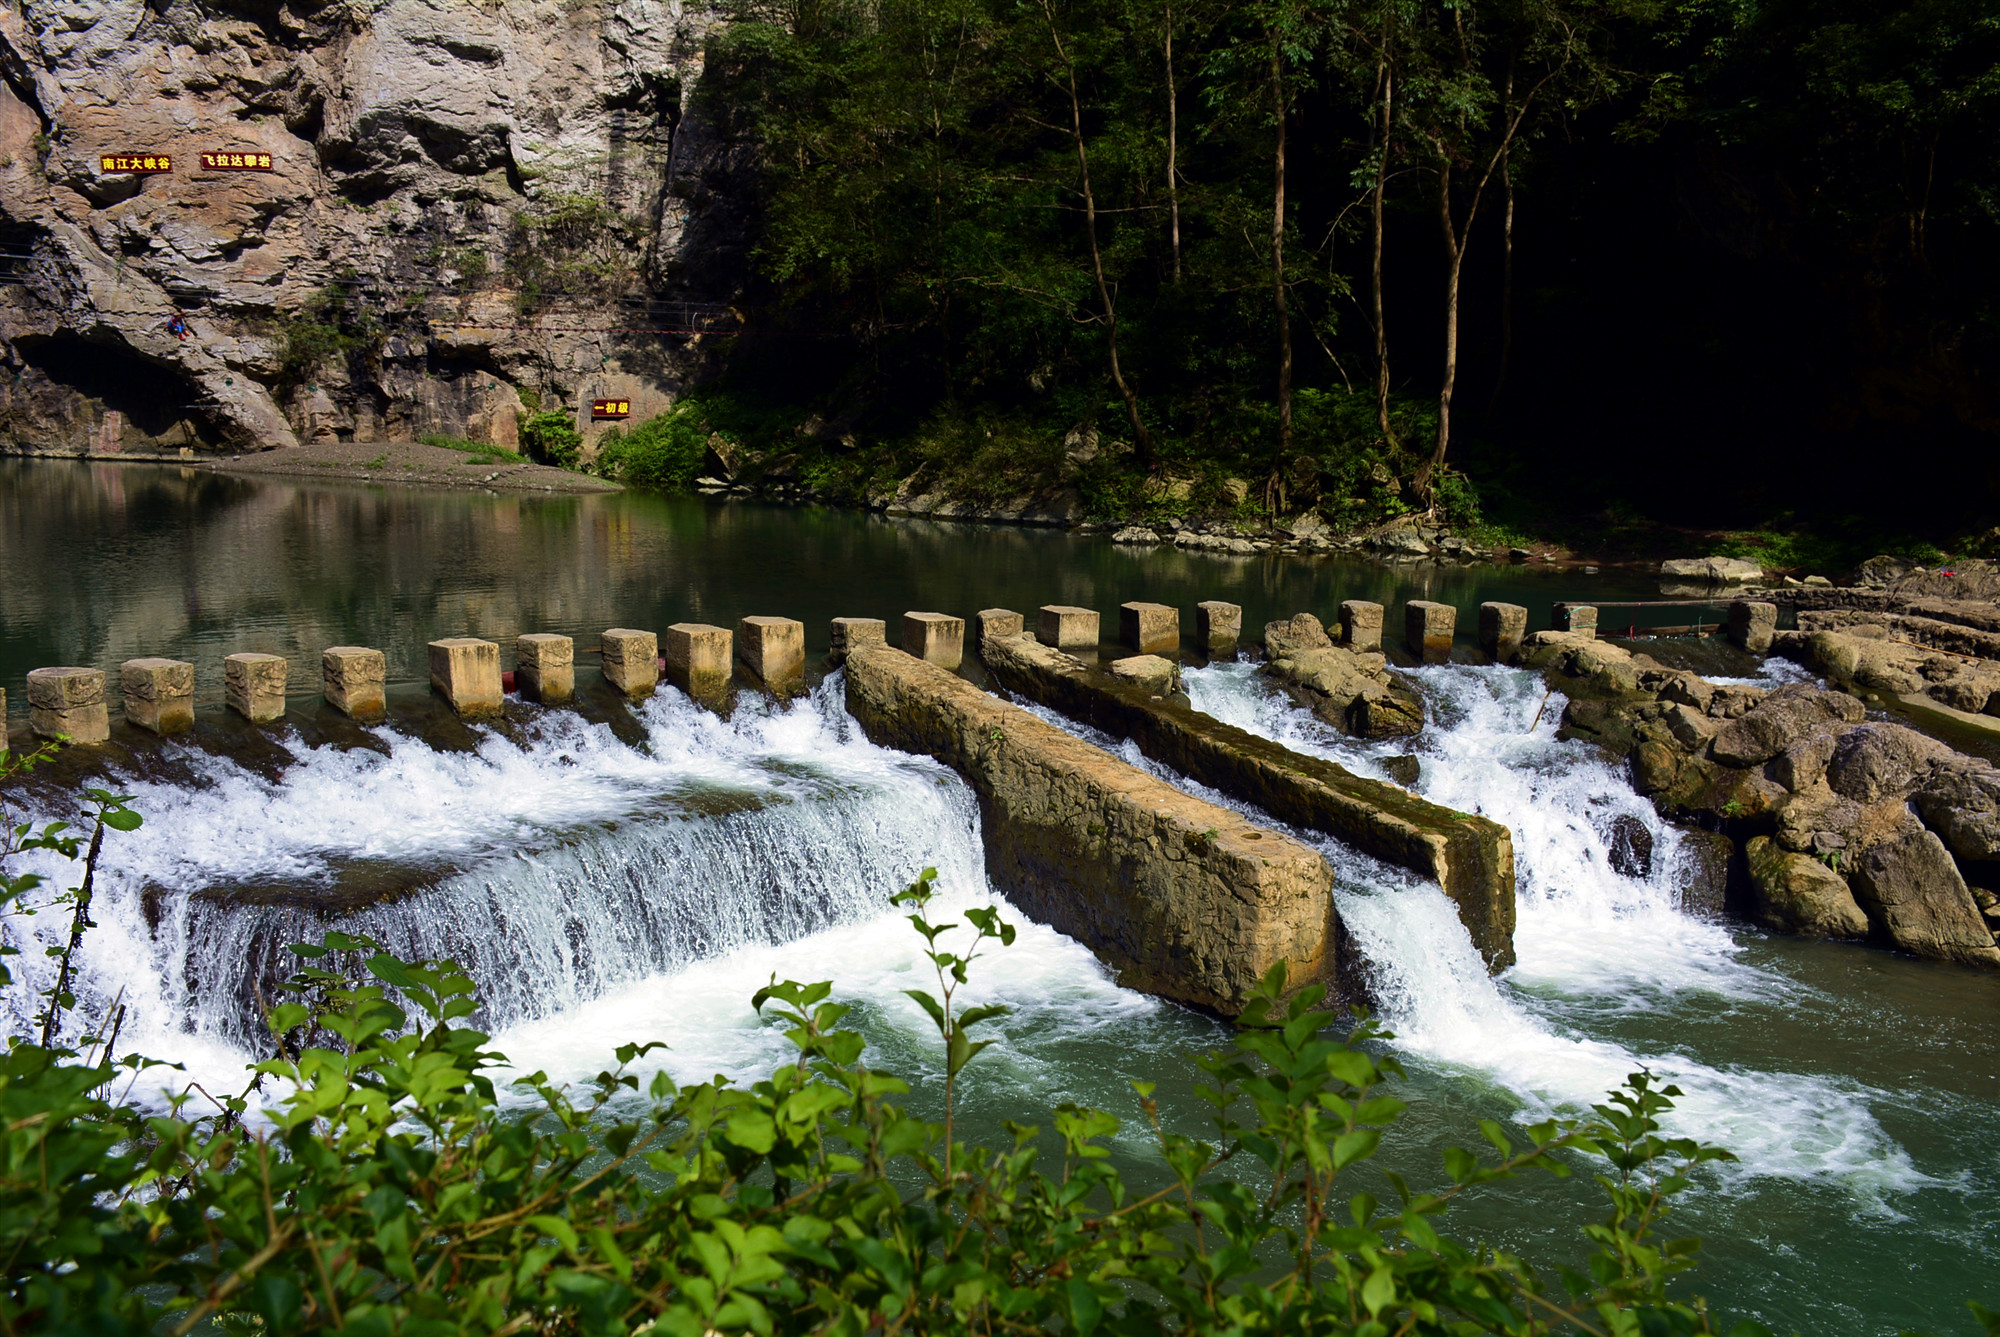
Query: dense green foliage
[
  {"left": 523, "top": 410, "right": 586, "bottom": 469},
  {"left": 683, "top": 0, "right": 2000, "bottom": 540}
]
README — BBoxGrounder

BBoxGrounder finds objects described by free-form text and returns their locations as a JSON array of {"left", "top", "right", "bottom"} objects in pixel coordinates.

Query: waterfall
[{"left": 1182, "top": 661, "right": 1930, "bottom": 1196}]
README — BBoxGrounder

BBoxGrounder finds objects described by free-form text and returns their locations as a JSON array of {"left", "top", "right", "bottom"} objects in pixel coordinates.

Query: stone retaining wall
[
  {"left": 978, "top": 632, "right": 1518, "bottom": 971},
  {"left": 842, "top": 645, "right": 1351, "bottom": 1015}
]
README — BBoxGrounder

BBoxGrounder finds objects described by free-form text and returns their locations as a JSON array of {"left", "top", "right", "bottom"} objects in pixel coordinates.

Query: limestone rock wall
[{"left": 0, "top": 0, "right": 744, "bottom": 455}]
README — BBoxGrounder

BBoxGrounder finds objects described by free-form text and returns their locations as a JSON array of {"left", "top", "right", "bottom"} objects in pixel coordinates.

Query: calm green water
[
  {"left": 1, "top": 458, "right": 1995, "bottom": 1336},
  {"left": 0, "top": 458, "right": 1688, "bottom": 705}
]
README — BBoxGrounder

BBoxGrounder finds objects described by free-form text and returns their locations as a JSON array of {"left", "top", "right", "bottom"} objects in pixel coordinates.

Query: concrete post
[
  {"left": 977, "top": 609, "right": 1024, "bottom": 646},
  {"left": 514, "top": 634, "right": 574, "bottom": 704},
  {"left": 1195, "top": 601, "right": 1242, "bottom": 658},
  {"left": 902, "top": 612, "right": 965, "bottom": 670},
  {"left": 121, "top": 657, "right": 195, "bottom": 734},
  {"left": 1728, "top": 600, "right": 1778, "bottom": 654},
  {"left": 322, "top": 646, "right": 387, "bottom": 720},
  {"left": 1404, "top": 601, "right": 1457, "bottom": 664},
  {"left": 224, "top": 653, "right": 287, "bottom": 724},
  {"left": 665, "top": 623, "right": 733, "bottom": 699},
  {"left": 1339, "top": 600, "right": 1384, "bottom": 653},
  {"left": 429, "top": 638, "right": 503, "bottom": 719},
  {"left": 739, "top": 616, "right": 806, "bottom": 691},
  {"left": 1553, "top": 604, "right": 1598, "bottom": 638},
  {"left": 601, "top": 628, "right": 660, "bottom": 698},
  {"left": 27, "top": 667, "right": 109, "bottom": 742},
  {"left": 1477, "top": 603, "right": 1528, "bottom": 664},
  {"left": 829, "top": 617, "right": 886, "bottom": 665},
  {"left": 1120, "top": 602, "right": 1179, "bottom": 655},
  {"left": 1036, "top": 605, "right": 1099, "bottom": 651}
]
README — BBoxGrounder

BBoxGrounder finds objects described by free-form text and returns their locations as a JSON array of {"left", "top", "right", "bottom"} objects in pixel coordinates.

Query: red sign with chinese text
[
  {"left": 592, "top": 399, "right": 632, "bottom": 419},
  {"left": 200, "top": 152, "right": 275, "bottom": 171},
  {"left": 99, "top": 154, "right": 173, "bottom": 174}
]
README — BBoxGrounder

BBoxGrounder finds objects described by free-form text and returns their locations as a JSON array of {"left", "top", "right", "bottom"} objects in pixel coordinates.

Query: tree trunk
[
  {"left": 1043, "top": 0, "right": 1156, "bottom": 467},
  {"left": 1419, "top": 162, "right": 1465, "bottom": 505},
  {"left": 1165, "top": 0, "right": 1182, "bottom": 283},
  {"left": 1266, "top": 25, "right": 1292, "bottom": 514},
  {"left": 1371, "top": 55, "right": 1395, "bottom": 449},
  {"left": 1487, "top": 145, "right": 1513, "bottom": 411}
]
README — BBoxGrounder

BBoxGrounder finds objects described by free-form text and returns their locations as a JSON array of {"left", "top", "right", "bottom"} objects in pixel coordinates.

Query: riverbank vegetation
[{"left": 635, "top": 0, "right": 2000, "bottom": 553}]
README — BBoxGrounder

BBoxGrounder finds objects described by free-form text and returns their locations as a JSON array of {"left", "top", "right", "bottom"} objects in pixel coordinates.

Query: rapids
[{"left": 1, "top": 660, "right": 1995, "bottom": 1332}]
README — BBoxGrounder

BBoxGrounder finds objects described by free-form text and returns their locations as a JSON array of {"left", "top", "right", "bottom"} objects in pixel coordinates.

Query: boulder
[
  {"left": 1854, "top": 555, "right": 1914, "bottom": 588},
  {"left": 1607, "top": 813, "right": 1654, "bottom": 878},
  {"left": 1768, "top": 732, "right": 1837, "bottom": 793},
  {"left": 1912, "top": 766, "right": 2000, "bottom": 863},
  {"left": 1746, "top": 835, "right": 1871, "bottom": 938},
  {"left": 1710, "top": 684, "right": 1863, "bottom": 767},
  {"left": 1824, "top": 722, "right": 1950, "bottom": 803},
  {"left": 1850, "top": 827, "right": 2000, "bottom": 967},
  {"left": 1112, "top": 526, "right": 1162, "bottom": 545},
  {"left": 1672, "top": 829, "right": 1735, "bottom": 917},
  {"left": 1660, "top": 556, "right": 1765, "bottom": 585},
  {"left": 1263, "top": 613, "right": 1337, "bottom": 659}
]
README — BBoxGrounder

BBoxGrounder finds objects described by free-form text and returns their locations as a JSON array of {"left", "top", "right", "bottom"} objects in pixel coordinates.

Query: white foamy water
[
  {"left": 1, "top": 677, "right": 1104, "bottom": 1106},
  {"left": 1184, "top": 659, "right": 1928, "bottom": 1196}
]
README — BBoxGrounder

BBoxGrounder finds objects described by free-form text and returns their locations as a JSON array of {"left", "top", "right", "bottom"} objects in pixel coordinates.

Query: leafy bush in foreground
[{"left": 4, "top": 761, "right": 1996, "bottom": 1336}]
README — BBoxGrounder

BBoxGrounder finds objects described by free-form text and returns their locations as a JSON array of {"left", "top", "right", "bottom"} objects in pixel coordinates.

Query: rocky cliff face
[{"left": 0, "top": 0, "right": 745, "bottom": 456}]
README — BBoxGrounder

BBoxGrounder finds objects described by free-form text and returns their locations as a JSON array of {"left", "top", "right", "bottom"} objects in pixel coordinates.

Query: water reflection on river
[{"left": 1, "top": 457, "right": 1674, "bottom": 707}]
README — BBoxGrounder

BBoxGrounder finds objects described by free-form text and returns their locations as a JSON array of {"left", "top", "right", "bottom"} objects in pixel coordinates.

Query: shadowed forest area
[{"left": 660, "top": 0, "right": 2000, "bottom": 558}]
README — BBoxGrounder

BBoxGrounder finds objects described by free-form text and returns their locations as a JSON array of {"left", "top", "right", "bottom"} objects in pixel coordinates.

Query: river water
[{"left": 1, "top": 459, "right": 1996, "bottom": 1334}]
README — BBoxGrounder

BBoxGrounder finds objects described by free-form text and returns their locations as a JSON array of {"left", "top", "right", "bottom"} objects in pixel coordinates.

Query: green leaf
[
  {"left": 1065, "top": 1280, "right": 1104, "bottom": 1335},
  {"left": 100, "top": 808, "right": 142, "bottom": 832}
]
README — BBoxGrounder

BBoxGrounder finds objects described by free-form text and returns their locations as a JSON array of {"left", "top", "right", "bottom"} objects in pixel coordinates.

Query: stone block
[
  {"left": 665, "top": 623, "right": 733, "bottom": 700},
  {"left": 514, "top": 634, "right": 574, "bottom": 704},
  {"left": 1109, "top": 654, "right": 1180, "bottom": 697},
  {"left": 27, "top": 666, "right": 109, "bottom": 743},
  {"left": 829, "top": 617, "right": 886, "bottom": 665},
  {"left": 1404, "top": 600, "right": 1457, "bottom": 663},
  {"left": 738, "top": 616, "right": 806, "bottom": 691},
  {"left": 1036, "top": 605, "right": 1100, "bottom": 651},
  {"left": 902, "top": 612, "right": 965, "bottom": 670},
  {"left": 1478, "top": 603, "right": 1528, "bottom": 663},
  {"left": 1120, "top": 601, "right": 1179, "bottom": 656},
  {"left": 1728, "top": 600, "right": 1779, "bottom": 654},
  {"left": 977, "top": 609, "right": 1024, "bottom": 645},
  {"left": 121, "top": 657, "right": 195, "bottom": 734},
  {"left": 1554, "top": 604, "right": 1598, "bottom": 637},
  {"left": 1196, "top": 601, "right": 1242, "bottom": 657},
  {"left": 429, "top": 638, "right": 503, "bottom": 719},
  {"left": 602, "top": 628, "right": 660, "bottom": 698},
  {"left": 224, "top": 653, "right": 287, "bottom": 724},
  {"left": 1339, "top": 600, "right": 1384, "bottom": 652},
  {"left": 322, "top": 646, "right": 387, "bottom": 720}
]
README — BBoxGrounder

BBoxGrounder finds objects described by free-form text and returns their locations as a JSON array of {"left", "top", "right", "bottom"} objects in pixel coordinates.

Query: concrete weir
[
  {"left": 841, "top": 644, "right": 1348, "bottom": 1016},
  {"left": 980, "top": 629, "right": 1517, "bottom": 970}
]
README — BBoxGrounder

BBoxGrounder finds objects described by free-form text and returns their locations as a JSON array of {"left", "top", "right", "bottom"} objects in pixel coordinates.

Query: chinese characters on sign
[
  {"left": 98, "top": 155, "right": 173, "bottom": 174},
  {"left": 592, "top": 399, "right": 632, "bottom": 420},
  {"left": 199, "top": 152, "right": 275, "bottom": 171}
]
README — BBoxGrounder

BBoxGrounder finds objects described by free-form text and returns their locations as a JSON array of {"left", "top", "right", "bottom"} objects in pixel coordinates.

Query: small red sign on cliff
[
  {"left": 592, "top": 399, "right": 631, "bottom": 419},
  {"left": 99, "top": 155, "right": 173, "bottom": 174},
  {"left": 200, "top": 152, "right": 274, "bottom": 171}
]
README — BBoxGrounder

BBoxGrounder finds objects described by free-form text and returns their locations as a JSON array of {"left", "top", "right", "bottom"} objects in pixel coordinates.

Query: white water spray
[{"left": 1184, "top": 660, "right": 1928, "bottom": 1196}]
